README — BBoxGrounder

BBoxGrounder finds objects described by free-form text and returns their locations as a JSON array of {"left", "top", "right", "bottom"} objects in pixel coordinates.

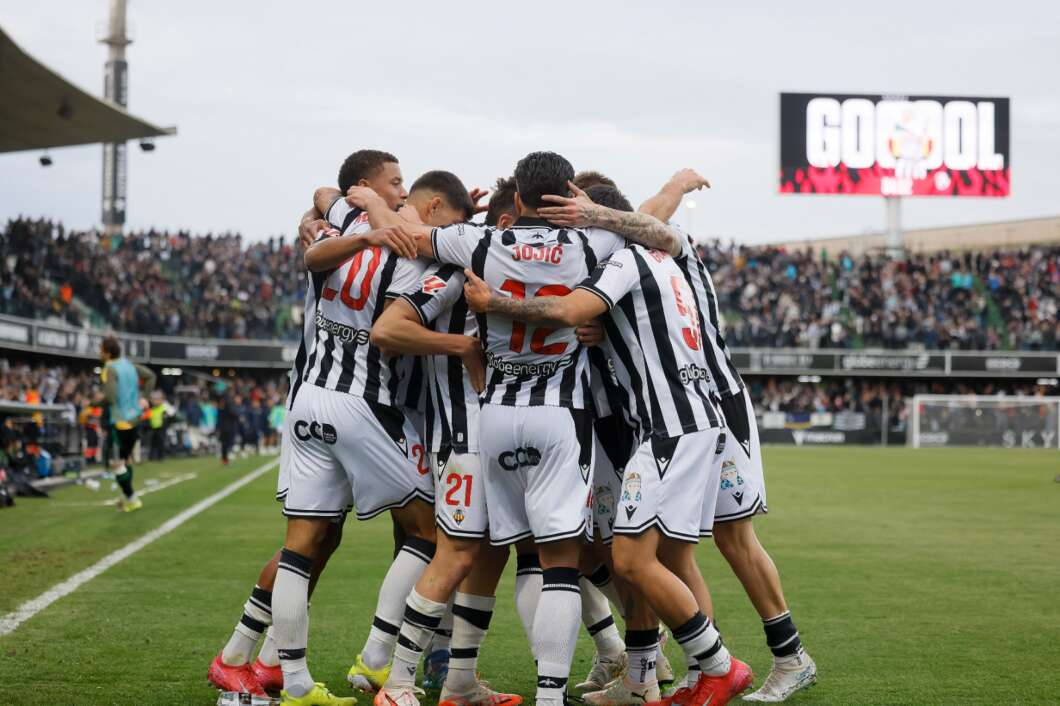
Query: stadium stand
[{"left": 3, "top": 217, "right": 1057, "bottom": 350}]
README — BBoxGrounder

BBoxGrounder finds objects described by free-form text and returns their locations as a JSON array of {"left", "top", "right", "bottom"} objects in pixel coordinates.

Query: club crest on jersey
[
  {"left": 422, "top": 275, "right": 446, "bottom": 294},
  {"left": 510, "top": 243, "right": 563, "bottom": 264},
  {"left": 353, "top": 211, "right": 370, "bottom": 226},
  {"left": 621, "top": 472, "right": 642, "bottom": 503}
]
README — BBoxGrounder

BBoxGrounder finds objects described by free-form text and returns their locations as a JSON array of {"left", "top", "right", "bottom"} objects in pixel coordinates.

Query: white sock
[
  {"left": 534, "top": 567, "right": 581, "bottom": 703},
  {"left": 361, "top": 537, "right": 435, "bottom": 669},
  {"left": 274, "top": 549, "right": 314, "bottom": 697},
  {"left": 672, "top": 612, "right": 730, "bottom": 677},
  {"left": 429, "top": 600, "right": 454, "bottom": 653},
  {"left": 448, "top": 592, "right": 495, "bottom": 692},
  {"left": 580, "top": 578, "right": 624, "bottom": 659},
  {"left": 389, "top": 589, "right": 448, "bottom": 688},
  {"left": 625, "top": 629, "right": 659, "bottom": 687},
  {"left": 221, "top": 584, "right": 272, "bottom": 665},
  {"left": 514, "top": 553, "right": 542, "bottom": 651},
  {"left": 258, "top": 627, "right": 279, "bottom": 667}
]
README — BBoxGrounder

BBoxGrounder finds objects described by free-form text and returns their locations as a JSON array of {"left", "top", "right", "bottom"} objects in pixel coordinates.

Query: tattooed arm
[
  {"left": 462, "top": 269, "right": 607, "bottom": 327},
  {"left": 537, "top": 180, "right": 682, "bottom": 256}
]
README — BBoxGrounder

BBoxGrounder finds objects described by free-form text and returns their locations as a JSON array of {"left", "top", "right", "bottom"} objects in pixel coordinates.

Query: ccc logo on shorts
[
  {"left": 294, "top": 420, "right": 338, "bottom": 445},
  {"left": 499, "top": 447, "right": 541, "bottom": 471}
]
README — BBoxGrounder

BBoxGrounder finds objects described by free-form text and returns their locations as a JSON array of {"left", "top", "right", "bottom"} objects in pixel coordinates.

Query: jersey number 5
[{"left": 499, "top": 279, "right": 572, "bottom": 354}]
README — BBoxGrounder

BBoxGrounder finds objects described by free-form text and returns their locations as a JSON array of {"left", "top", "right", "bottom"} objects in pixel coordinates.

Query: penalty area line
[{"left": 0, "top": 458, "right": 279, "bottom": 637}]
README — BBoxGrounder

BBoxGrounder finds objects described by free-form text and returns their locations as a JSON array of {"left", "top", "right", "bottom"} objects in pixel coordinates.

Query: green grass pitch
[{"left": 1, "top": 447, "right": 1057, "bottom": 705}]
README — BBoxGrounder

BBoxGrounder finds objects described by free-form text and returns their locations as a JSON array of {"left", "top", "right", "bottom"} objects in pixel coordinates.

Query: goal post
[{"left": 909, "top": 394, "right": 1060, "bottom": 449}]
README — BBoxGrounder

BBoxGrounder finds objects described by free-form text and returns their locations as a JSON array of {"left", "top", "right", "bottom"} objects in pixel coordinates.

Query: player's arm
[
  {"left": 538, "top": 181, "right": 682, "bottom": 256},
  {"left": 304, "top": 227, "right": 417, "bottom": 271},
  {"left": 371, "top": 300, "right": 485, "bottom": 392},
  {"left": 638, "top": 168, "right": 711, "bottom": 222},
  {"left": 134, "top": 364, "right": 157, "bottom": 397},
  {"left": 462, "top": 269, "right": 608, "bottom": 328},
  {"left": 101, "top": 369, "right": 117, "bottom": 406},
  {"left": 298, "top": 207, "right": 329, "bottom": 250}
]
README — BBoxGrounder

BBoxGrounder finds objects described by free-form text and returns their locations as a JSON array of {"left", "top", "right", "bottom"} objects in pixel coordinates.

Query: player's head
[
  {"left": 573, "top": 170, "right": 617, "bottom": 190},
  {"left": 407, "top": 170, "right": 474, "bottom": 227},
  {"left": 337, "top": 149, "right": 406, "bottom": 210},
  {"left": 99, "top": 336, "right": 121, "bottom": 362},
  {"left": 513, "top": 151, "right": 574, "bottom": 213},
  {"left": 485, "top": 176, "right": 518, "bottom": 229},
  {"left": 584, "top": 184, "right": 633, "bottom": 213}
]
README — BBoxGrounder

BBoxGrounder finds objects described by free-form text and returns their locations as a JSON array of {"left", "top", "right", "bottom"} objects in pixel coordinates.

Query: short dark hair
[
  {"left": 410, "top": 170, "right": 474, "bottom": 220},
  {"left": 485, "top": 176, "right": 517, "bottom": 226},
  {"left": 337, "top": 149, "right": 398, "bottom": 193},
  {"left": 573, "top": 170, "right": 617, "bottom": 190},
  {"left": 101, "top": 336, "right": 121, "bottom": 359},
  {"left": 514, "top": 151, "right": 574, "bottom": 209},
  {"left": 585, "top": 185, "right": 633, "bottom": 213}
]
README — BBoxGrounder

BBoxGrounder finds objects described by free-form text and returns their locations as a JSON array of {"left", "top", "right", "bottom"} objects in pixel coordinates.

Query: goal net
[{"left": 909, "top": 395, "right": 1060, "bottom": 449}]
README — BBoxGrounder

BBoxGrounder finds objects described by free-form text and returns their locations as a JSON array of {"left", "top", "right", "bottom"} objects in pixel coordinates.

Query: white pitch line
[
  {"left": 51, "top": 472, "right": 200, "bottom": 507},
  {"left": 0, "top": 458, "right": 279, "bottom": 637}
]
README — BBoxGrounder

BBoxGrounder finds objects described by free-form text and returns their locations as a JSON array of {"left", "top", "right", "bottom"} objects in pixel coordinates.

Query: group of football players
[{"left": 206, "top": 149, "right": 818, "bottom": 706}]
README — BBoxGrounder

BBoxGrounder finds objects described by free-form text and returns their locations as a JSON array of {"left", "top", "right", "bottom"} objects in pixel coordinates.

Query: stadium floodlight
[
  {"left": 909, "top": 394, "right": 1060, "bottom": 449},
  {"left": 39, "top": 152, "right": 52, "bottom": 167}
]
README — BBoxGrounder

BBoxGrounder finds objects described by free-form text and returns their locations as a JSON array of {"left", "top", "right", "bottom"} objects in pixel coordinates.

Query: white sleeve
[
  {"left": 575, "top": 248, "right": 639, "bottom": 310},
  {"left": 324, "top": 196, "right": 350, "bottom": 228},
  {"left": 386, "top": 257, "right": 429, "bottom": 299},
  {"left": 430, "top": 223, "right": 485, "bottom": 267},
  {"left": 584, "top": 227, "right": 627, "bottom": 262}
]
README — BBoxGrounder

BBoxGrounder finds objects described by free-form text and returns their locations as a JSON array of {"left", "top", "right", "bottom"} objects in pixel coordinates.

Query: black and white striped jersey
[
  {"left": 400, "top": 263, "right": 479, "bottom": 454},
  {"left": 578, "top": 242, "right": 721, "bottom": 440},
  {"left": 285, "top": 269, "right": 323, "bottom": 410},
  {"left": 672, "top": 229, "right": 744, "bottom": 397},
  {"left": 587, "top": 346, "right": 627, "bottom": 421},
  {"left": 300, "top": 199, "right": 425, "bottom": 405},
  {"left": 431, "top": 217, "right": 625, "bottom": 409}
]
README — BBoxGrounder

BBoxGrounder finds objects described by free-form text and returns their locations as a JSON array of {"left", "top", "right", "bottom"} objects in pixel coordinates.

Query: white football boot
[
  {"left": 743, "top": 650, "right": 817, "bottom": 702},
  {"left": 575, "top": 652, "right": 628, "bottom": 692},
  {"left": 584, "top": 677, "right": 660, "bottom": 706}
]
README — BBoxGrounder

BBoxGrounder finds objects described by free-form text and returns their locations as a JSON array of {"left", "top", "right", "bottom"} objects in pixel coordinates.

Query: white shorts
[
  {"left": 704, "top": 388, "right": 767, "bottom": 536},
  {"left": 433, "top": 449, "right": 488, "bottom": 540},
  {"left": 591, "top": 416, "right": 638, "bottom": 545},
  {"left": 283, "top": 384, "right": 433, "bottom": 521},
  {"left": 478, "top": 404, "right": 595, "bottom": 546},
  {"left": 613, "top": 426, "right": 723, "bottom": 543},
  {"left": 276, "top": 414, "right": 293, "bottom": 502}
]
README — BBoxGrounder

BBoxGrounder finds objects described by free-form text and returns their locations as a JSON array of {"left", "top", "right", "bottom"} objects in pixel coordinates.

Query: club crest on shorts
[
  {"left": 452, "top": 507, "right": 466, "bottom": 525},
  {"left": 719, "top": 459, "right": 744, "bottom": 492},
  {"left": 622, "top": 471, "right": 642, "bottom": 517},
  {"left": 595, "top": 484, "right": 615, "bottom": 522}
]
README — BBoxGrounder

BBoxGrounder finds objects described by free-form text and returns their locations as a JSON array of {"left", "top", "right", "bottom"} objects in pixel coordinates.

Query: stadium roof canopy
[{"left": 0, "top": 26, "right": 175, "bottom": 153}]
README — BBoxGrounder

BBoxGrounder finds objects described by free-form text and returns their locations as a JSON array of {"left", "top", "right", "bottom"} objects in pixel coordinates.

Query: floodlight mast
[{"left": 100, "top": 0, "right": 131, "bottom": 235}]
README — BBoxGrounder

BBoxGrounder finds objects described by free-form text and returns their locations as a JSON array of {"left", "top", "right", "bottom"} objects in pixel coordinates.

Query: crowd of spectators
[
  {"left": 697, "top": 241, "right": 1060, "bottom": 351},
  {"left": 2, "top": 217, "right": 1058, "bottom": 351},
  {"left": 1, "top": 218, "right": 304, "bottom": 340}
]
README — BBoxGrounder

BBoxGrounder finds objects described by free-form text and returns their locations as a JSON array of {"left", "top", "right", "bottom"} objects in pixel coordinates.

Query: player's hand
[
  {"left": 298, "top": 218, "right": 335, "bottom": 250},
  {"left": 398, "top": 203, "right": 423, "bottom": 224},
  {"left": 345, "top": 185, "right": 384, "bottom": 210},
  {"left": 469, "top": 187, "right": 490, "bottom": 215},
  {"left": 538, "top": 181, "right": 597, "bottom": 227},
  {"left": 575, "top": 319, "right": 605, "bottom": 347},
  {"left": 460, "top": 336, "right": 486, "bottom": 393},
  {"left": 668, "top": 168, "right": 711, "bottom": 194},
  {"left": 462, "top": 269, "right": 492, "bottom": 313},
  {"left": 365, "top": 226, "right": 417, "bottom": 259}
]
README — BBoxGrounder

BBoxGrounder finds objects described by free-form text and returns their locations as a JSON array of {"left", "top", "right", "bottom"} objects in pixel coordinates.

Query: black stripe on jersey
[
  {"left": 631, "top": 250, "right": 700, "bottom": 431},
  {"left": 333, "top": 339, "right": 360, "bottom": 393},
  {"left": 558, "top": 345, "right": 580, "bottom": 407},
  {"left": 484, "top": 367, "right": 505, "bottom": 404},
  {"left": 446, "top": 294, "right": 471, "bottom": 452},
  {"left": 404, "top": 357, "right": 424, "bottom": 411},
  {"left": 340, "top": 206, "right": 366, "bottom": 233},
  {"left": 311, "top": 327, "right": 337, "bottom": 387},
  {"left": 469, "top": 229, "right": 493, "bottom": 358},
  {"left": 675, "top": 251, "right": 743, "bottom": 396},
  {"left": 528, "top": 372, "right": 550, "bottom": 405},
  {"left": 573, "top": 229, "right": 599, "bottom": 271},
  {"left": 363, "top": 254, "right": 400, "bottom": 403},
  {"left": 610, "top": 296, "right": 654, "bottom": 434},
  {"left": 500, "top": 375, "right": 524, "bottom": 406},
  {"left": 290, "top": 270, "right": 328, "bottom": 410}
]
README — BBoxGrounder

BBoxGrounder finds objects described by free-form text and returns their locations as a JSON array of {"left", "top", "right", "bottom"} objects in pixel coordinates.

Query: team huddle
[{"left": 206, "top": 150, "right": 818, "bottom": 706}]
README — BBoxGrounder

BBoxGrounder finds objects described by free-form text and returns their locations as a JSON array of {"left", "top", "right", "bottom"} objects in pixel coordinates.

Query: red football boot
[
  {"left": 208, "top": 653, "right": 268, "bottom": 697},
  {"left": 647, "top": 658, "right": 753, "bottom": 706},
  {"left": 251, "top": 658, "right": 284, "bottom": 693}
]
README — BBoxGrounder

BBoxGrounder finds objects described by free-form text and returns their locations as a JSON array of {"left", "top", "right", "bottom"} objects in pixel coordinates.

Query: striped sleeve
[
  {"left": 576, "top": 248, "right": 638, "bottom": 310},
  {"left": 400, "top": 264, "right": 465, "bottom": 325}
]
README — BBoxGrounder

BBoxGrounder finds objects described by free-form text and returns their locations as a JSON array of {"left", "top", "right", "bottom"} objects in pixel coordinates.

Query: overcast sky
[{"left": 2, "top": 1, "right": 1058, "bottom": 244}]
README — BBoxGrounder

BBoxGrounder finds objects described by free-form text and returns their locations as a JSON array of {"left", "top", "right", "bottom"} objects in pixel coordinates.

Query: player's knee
[
  {"left": 713, "top": 520, "right": 755, "bottom": 559},
  {"left": 611, "top": 543, "right": 648, "bottom": 584}
]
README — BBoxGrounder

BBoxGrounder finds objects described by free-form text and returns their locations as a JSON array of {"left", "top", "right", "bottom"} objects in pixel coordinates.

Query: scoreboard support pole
[{"left": 885, "top": 196, "right": 903, "bottom": 255}]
